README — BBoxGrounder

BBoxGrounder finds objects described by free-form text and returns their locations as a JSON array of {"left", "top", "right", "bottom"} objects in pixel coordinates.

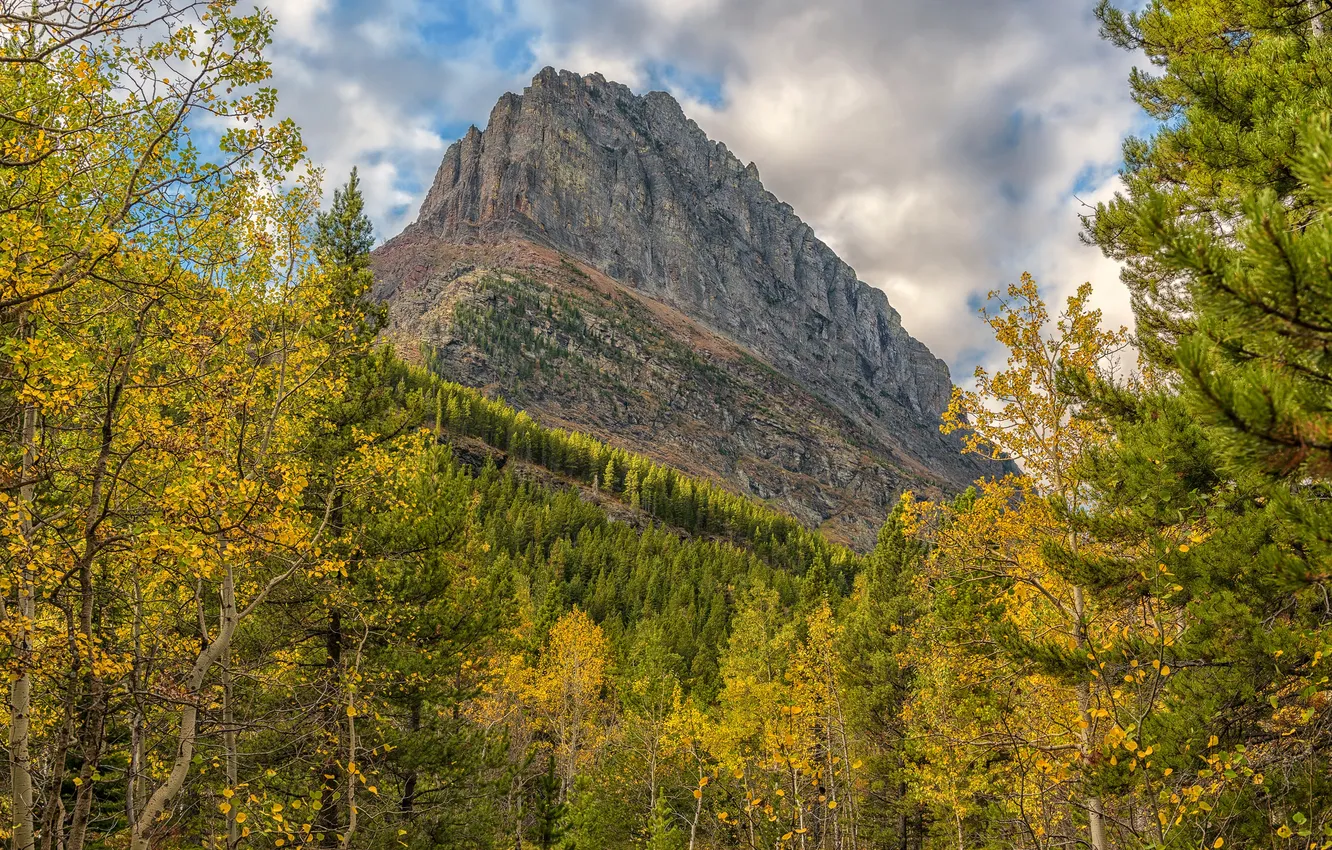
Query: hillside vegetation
[
  {"left": 3, "top": 2, "right": 1332, "bottom": 850},
  {"left": 375, "top": 234, "right": 944, "bottom": 550}
]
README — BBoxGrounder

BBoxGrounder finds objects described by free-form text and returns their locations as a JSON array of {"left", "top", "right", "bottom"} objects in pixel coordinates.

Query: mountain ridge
[
  {"left": 402, "top": 67, "right": 955, "bottom": 426},
  {"left": 372, "top": 67, "right": 1002, "bottom": 549}
]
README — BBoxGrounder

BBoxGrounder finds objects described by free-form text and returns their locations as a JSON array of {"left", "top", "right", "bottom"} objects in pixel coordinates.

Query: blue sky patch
[
  {"left": 434, "top": 120, "right": 478, "bottom": 143},
  {"left": 998, "top": 108, "right": 1026, "bottom": 151},
  {"left": 1069, "top": 163, "right": 1101, "bottom": 196},
  {"left": 492, "top": 29, "right": 537, "bottom": 73},
  {"left": 642, "top": 62, "right": 726, "bottom": 108},
  {"left": 952, "top": 344, "right": 991, "bottom": 375},
  {"left": 418, "top": 2, "right": 497, "bottom": 48}
]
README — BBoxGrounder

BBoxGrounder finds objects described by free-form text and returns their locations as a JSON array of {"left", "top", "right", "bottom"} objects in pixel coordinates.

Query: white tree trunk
[
  {"left": 9, "top": 388, "right": 38, "bottom": 850},
  {"left": 129, "top": 565, "right": 239, "bottom": 850},
  {"left": 223, "top": 648, "right": 239, "bottom": 850},
  {"left": 1073, "top": 586, "right": 1107, "bottom": 850}
]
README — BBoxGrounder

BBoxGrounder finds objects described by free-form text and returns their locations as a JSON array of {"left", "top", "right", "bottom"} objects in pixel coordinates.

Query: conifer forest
[{"left": 2, "top": 1, "right": 1332, "bottom": 849}]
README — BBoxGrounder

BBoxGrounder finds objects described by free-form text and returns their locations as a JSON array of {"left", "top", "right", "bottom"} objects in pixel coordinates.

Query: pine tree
[
  {"left": 841, "top": 502, "right": 927, "bottom": 849},
  {"left": 1059, "top": 369, "right": 1332, "bottom": 848},
  {"left": 533, "top": 755, "right": 569, "bottom": 850},
  {"left": 1090, "top": 1, "right": 1332, "bottom": 581},
  {"left": 645, "top": 795, "right": 685, "bottom": 850},
  {"left": 1137, "top": 124, "right": 1332, "bottom": 582},
  {"left": 1086, "top": 0, "right": 1331, "bottom": 364},
  {"left": 1074, "top": 12, "right": 1332, "bottom": 837},
  {"left": 302, "top": 170, "right": 398, "bottom": 847},
  {"left": 314, "top": 167, "right": 385, "bottom": 340}
]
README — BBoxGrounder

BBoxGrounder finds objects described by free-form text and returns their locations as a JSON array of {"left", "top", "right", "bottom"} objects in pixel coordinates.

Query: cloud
[
  {"left": 263, "top": 0, "right": 332, "bottom": 48},
  {"left": 262, "top": 0, "right": 1147, "bottom": 379},
  {"left": 263, "top": 0, "right": 532, "bottom": 237}
]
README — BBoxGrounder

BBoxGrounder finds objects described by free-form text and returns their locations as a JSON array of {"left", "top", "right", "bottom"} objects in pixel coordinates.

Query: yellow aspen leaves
[{"left": 909, "top": 276, "right": 1157, "bottom": 846}]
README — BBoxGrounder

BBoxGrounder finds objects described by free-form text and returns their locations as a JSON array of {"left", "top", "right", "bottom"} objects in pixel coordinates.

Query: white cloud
[
  {"left": 640, "top": 0, "right": 722, "bottom": 24},
  {"left": 265, "top": 0, "right": 332, "bottom": 48}
]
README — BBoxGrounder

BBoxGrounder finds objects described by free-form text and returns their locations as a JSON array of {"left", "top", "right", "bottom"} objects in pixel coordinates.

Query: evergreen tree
[
  {"left": 840, "top": 502, "right": 927, "bottom": 849},
  {"left": 532, "top": 755, "right": 569, "bottom": 850},
  {"left": 1086, "top": 0, "right": 1331, "bottom": 364},
  {"left": 644, "top": 795, "right": 685, "bottom": 850},
  {"left": 1068, "top": 10, "right": 1332, "bottom": 839},
  {"left": 1090, "top": 1, "right": 1332, "bottom": 581},
  {"left": 1061, "top": 371, "right": 1332, "bottom": 848},
  {"left": 315, "top": 167, "right": 385, "bottom": 339},
  {"left": 1139, "top": 125, "right": 1332, "bottom": 582}
]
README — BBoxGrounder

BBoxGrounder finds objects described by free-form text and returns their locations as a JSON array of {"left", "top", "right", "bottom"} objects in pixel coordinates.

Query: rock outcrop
[{"left": 373, "top": 68, "right": 1001, "bottom": 550}]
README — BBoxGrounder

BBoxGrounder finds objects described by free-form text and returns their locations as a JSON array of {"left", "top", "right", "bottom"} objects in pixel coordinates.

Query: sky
[{"left": 262, "top": 0, "right": 1150, "bottom": 379}]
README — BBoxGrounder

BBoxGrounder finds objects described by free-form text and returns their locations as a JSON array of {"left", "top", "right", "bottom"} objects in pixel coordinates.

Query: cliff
[{"left": 372, "top": 68, "right": 1001, "bottom": 549}]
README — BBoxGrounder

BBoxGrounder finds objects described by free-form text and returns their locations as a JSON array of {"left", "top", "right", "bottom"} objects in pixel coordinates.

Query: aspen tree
[
  {"left": 912, "top": 275, "right": 1127, "bottom": 848},
  {"left": 2, "top": 3, "right": 307, "bottom": 847}
]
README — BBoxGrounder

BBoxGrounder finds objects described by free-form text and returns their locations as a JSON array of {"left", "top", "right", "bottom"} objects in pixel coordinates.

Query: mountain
[{"left": 371, "top": 67, "right": 999, "bottom": 550}]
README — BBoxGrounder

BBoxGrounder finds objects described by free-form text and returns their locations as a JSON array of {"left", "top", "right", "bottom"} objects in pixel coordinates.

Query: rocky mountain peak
[
  {"left": 409, "top": 68, "right": 958, "bottom": 428},
  {"left": 375, "top": 68, "right": 1000, "bottom": 547}
]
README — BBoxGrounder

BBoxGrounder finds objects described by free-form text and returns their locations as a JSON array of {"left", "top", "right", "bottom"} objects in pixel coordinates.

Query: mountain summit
[{"left": 372, "top": 67, "right": 999, "bottom": 548}]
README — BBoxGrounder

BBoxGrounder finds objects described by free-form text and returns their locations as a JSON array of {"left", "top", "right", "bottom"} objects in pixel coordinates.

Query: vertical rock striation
[{"left": 375, "top": 68, "right": 1001, "bottom": 546}]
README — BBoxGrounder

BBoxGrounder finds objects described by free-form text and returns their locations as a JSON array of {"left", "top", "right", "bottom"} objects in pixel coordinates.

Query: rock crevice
[
  {"left": 409, "top": 68, "right": 954, "bottom": 429},
  {"left": 375, "top": 68, "right": 1001, "bottom": 547}
]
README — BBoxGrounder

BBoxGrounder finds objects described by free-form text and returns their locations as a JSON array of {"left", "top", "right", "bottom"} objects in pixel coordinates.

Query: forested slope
[
  {"left": 373, "top": 233, "right": 961, "bottom": 552},
  {"left": 4, "top": 2, "right": 1332, "bottom": 850}
]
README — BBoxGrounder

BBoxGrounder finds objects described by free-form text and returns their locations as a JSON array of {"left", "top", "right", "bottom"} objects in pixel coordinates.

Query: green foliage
[
  {"left": 839, "top": 503, "right": 928, "bottom": 847},
  {"left": 644, "top": 795, "right": 686, "bottom": 850},
  {"left": 468, "top": 461, "right": 798, "bottom": 696},
  {"left": 1040, "top": 7, "right": 1332, "bottom": 841},
  {"left": 450, "top": 274, "right": 610, "bottom": 383},
  {"left": 424, "top": 378, "right": 860, "bottom": 589},
  {"left": 533, "top": 755, "right": 569, "bottom": 850},
  {"left": 1066, "top": 376, "right": 1331, "bottom": 846},
  {"left": 1086, "top": 0, "right": 1332, "bottom": 363},
  {"left": 315, "top": 167, "right": 385, "bottom": 339},
  {"left": 1126, "top": 118, "right": 1332, "bottom": 584}
]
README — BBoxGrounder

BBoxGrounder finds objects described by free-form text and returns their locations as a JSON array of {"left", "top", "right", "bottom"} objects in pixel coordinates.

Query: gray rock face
[
  {"left": 413, "top": 67, "right": 954, "bottom": 427},
  {"left": 379, "top": 67, "right": 1000, "bottom": 541}
]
